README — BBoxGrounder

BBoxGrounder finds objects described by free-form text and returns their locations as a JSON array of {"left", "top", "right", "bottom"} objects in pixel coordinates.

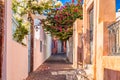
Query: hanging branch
[
  {"left": 40, "top": 2, "right": 83, "bottom": 40},
  {"left": 12, "top": 0, "right": 62, "bottom": 44}
]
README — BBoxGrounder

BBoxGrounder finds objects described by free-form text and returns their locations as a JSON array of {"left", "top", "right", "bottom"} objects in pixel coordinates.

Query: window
[
  {"left": 12, "top": 17, "right": 18, "bottom": 37},
  {"left": 40, "top": 41, "right": 42, "bottom": 52},
  {"left": 108, "top": 20, "right": 120, "bottom": 55}
]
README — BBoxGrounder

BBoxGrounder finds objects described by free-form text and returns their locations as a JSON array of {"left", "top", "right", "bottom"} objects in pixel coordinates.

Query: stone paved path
[{"left": 26, "top": 53, "right": 75, "bottom": 80}]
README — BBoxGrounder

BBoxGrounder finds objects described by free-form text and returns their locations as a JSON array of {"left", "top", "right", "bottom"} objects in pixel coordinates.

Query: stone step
[{"left": 84, "top": 64, "right": 94, "bottom": 80}]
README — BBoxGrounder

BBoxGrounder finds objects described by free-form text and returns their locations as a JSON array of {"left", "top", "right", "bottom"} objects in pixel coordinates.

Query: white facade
[
  {"left": 33, "top": 19, "right": 52, "bottom": 70},
  {"left": 2, "top": 1, "right": 52, "bottom": 80},
  {"left": 116, "top": 9, "right": 120, "bottom": 21},
  {"left": 66, "top": 39, "right": 73, "bottom": 63}
]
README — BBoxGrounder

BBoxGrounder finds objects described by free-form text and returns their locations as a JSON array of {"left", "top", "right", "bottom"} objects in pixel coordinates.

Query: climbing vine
[
  {"left": 12, "top": 0, "right": 62, "bottom": 45},
  {"left": 12, "top": 14, "right": 30, "bottom": 45},
  {"left": 12, "top": 0, "right": 82, "bottom": 42}
]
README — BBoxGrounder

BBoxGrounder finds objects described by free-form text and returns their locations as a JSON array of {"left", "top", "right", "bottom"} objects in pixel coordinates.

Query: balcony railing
[{"left": 108, "top": 20, "right": 120, "bottom": 55}]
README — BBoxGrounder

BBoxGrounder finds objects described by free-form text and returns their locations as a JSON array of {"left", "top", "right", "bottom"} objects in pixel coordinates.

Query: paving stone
[
  {"left": 26, "top": 54, "right": 74, "bottom": 80},
  {"left": 26, "top": 54, "right": 92, "bottom": 80}
]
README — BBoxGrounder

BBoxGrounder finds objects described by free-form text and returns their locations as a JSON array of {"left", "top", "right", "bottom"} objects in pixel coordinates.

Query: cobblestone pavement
[{"left": 26, "top": 53, "right": 75, "bottom": 80}]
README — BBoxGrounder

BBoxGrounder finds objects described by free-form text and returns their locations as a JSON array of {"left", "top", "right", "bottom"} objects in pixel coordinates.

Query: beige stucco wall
[
  {"left": 83, "top": 0, "right": 116, "bottom": 80},
  {"left": 4, "top": 1, "right": 28, "bottom": 80},
  {"left": 103, "top": 56, "right": 120, "bottom": 71},
  {"left": 95, "top": 22, "right": 104, "bottom": 80},
  {"left": 34, "top": 27, "right": 52, "bottom": 70},
  {"left": 73, "top": 19, "right": 83, "bottom": 68},
  {"left": 83, "top": 0, "right": 93, "bottom": 64},
  {"left": 6, "top": 42, "right": 28, "bottom": 80},
  {"left": 95, "top": 0, "right": 116, "bottom": 79},
  {"left": 3, "top": 1, "right": 52, "bottom": 80}
]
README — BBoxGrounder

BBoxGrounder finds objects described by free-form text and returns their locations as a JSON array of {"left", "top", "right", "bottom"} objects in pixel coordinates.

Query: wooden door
[{"left": 89, "top": 8, "right": 94, "bottom": 64}]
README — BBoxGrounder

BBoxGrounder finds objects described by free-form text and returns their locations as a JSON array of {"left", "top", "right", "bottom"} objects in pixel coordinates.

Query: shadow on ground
[{"left": 26, "top": 53, "right": 74, "bottom": 80}]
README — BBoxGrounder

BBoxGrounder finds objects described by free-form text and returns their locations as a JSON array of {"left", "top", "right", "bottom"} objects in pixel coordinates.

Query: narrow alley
[
  {"left": 1, "top": 0, "right": 120, "bottom": 80},
  {"left": 26, "top": 53, "right": 74, "bottom": 80},
  {"left": 26, "top": 53, "right": 91, "bottom": 80}
]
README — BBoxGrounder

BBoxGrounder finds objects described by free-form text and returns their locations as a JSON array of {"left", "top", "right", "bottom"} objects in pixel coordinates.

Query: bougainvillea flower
[{"left": 41, "top": 2, "right": 83, "bottom": 40}]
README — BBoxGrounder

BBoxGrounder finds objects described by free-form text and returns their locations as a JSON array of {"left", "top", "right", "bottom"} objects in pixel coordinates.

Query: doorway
[
  {"left": 89, "top": 8, "right": 94, "bottom": 64},
  {"left": 57, "top": 40, "right": 64, "bottom": 53}
]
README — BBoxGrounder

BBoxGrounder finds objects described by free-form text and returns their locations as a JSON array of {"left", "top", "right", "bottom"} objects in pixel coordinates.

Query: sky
[
  {"left": 60, "top": 0, "right": 71, "bottom": 5},
  {"left": 116, "top": 0, "right": 120, "bottom": 11},
  {"left": 60, "top": 0, "right": 120, "bottom": 12}
]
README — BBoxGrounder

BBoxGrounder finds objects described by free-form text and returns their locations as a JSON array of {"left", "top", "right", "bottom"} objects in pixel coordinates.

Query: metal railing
[{"left": 108, "top": 20, "right": 120, "bottom": 55}]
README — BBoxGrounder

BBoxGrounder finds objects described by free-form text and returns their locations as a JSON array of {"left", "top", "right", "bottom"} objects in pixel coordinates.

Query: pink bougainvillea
[
  {"left": 41, "top": 2, "right": 83, "bottom": 40},
  {"left": 72, "top": 0, "right": 74, "bottom": 3}
]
